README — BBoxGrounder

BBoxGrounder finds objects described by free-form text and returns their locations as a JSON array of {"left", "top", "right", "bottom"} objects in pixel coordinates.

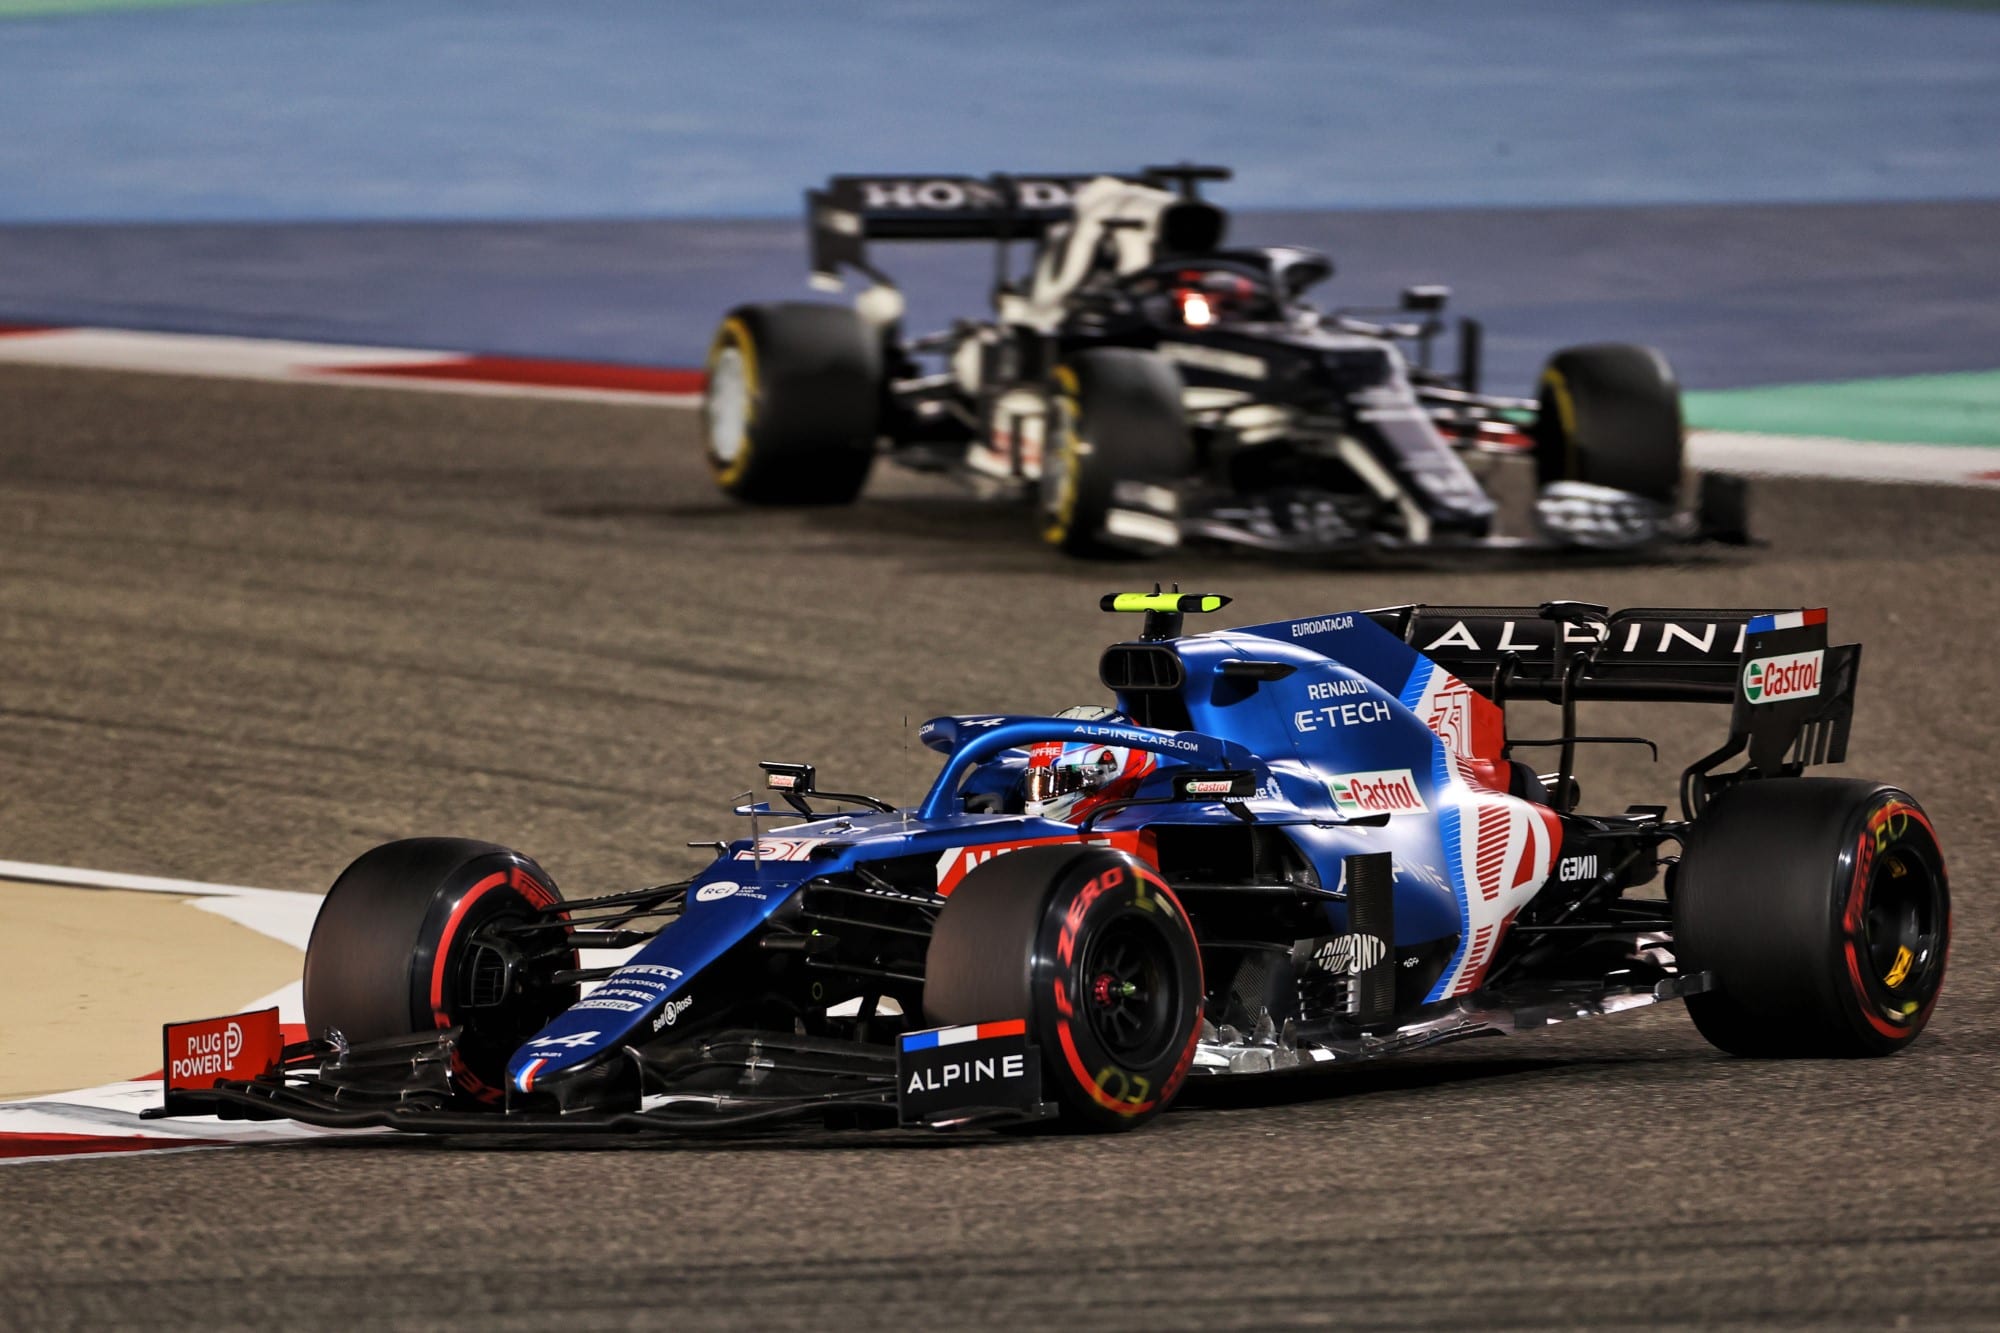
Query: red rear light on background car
[{"left": 1177, "top": 289, "right": 1215, "bottom": 327}]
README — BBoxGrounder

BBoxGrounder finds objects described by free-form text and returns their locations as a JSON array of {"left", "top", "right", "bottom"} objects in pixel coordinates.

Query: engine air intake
[{"left": 1100, "top": 644, "right": 1185, "bottom": 692}]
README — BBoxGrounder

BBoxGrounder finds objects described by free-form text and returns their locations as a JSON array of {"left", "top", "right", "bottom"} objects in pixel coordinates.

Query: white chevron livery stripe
[{"left": 1436, "top": 755, "right": 1561, "bottom": 998}]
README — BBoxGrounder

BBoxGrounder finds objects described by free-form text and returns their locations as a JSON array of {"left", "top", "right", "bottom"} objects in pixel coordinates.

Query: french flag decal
[
  {"left": 899, "top": 1019, "right": 1027, "bottom": 1051},
  {"left": 1748, "top": 608, "right": 1827, "bottom": 634}
]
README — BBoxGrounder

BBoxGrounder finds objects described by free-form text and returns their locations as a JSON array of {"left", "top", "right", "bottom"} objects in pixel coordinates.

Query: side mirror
[{"left": 1401, "top": 284, "right": 1450, "bottom": 313}]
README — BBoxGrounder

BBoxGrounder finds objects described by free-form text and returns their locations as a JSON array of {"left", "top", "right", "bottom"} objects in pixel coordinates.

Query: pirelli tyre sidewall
[
  {"left": 925, "top": 845, "right": 1203, "bottom": 1131},
  {"left": 1675, "top": 780, "right": 1949, "bottom": 1058},
  {"left": 303, "top": 838, "right": 579, "bottom": 1105},
  {"left": 701, "top": 302, "right": 880, "bottom": 505}
]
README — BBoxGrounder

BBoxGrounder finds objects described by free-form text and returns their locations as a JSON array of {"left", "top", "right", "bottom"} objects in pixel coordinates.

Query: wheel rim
[
  {"left": 706, "top": 344, "right": 750, "bottom": 466},
  {"left": 433, "top": 878, "right": 577, "bottom": 1102},
  {"left": 1079, "top": 912, "right": 1180, "bottom": 1067},
  {"left": 1862, "top": 845, "right": 1944, "bottom": 998}
]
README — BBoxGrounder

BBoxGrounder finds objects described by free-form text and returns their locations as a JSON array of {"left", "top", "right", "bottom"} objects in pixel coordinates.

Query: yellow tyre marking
[
  {"left": 1042, "top": 364, "right": 1083, "bottom": 545},
  {"left": 1539, "top": 365, "right": 1579, "bottom": 480},
  {"left": 708, "top": 317, "right": 759, "bottom": 489},
  {"left": 1092, "top": 1065, "right": 1150, "bottom": 1111}
]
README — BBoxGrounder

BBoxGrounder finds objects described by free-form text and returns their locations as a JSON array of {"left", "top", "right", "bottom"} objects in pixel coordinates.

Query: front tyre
[
  {"left": 1533, "top": 343, "right": 1683, "bottom": 505},
  {"left": 1674, "top": 780, "right": 1949, "bottom": 1058},
  {"left": 924, "top": 845, "right": 1203, "bottom": 1131},
  {"left": 302, "top": 838, "right": 579, "bottom": 1103},
  {"left": 703, "top": 302, "right": 880, "bottom": 505}
]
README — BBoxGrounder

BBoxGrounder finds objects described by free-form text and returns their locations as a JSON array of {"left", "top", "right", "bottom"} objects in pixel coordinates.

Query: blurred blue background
[
  {"left": 3, "top": 0, "right": 1996, "bottom": 220},
  {"left": 1, "top": 0, "right": 1996, "bottom": 386}
]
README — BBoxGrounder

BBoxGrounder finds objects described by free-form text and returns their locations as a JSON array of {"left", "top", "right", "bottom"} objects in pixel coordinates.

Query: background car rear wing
[
  {"left": 808, "top": 173, "right": 1133, "bottom": 288},
  {"left": 806, "top": 166, "right": 1229, "bottom": 288},
  {"left": 1365, "top": 602, "right": 1859, "bottom": 815}
]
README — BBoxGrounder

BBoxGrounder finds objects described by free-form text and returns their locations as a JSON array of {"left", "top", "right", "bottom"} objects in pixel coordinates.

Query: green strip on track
[
  {"left": 0, "top": 0, "right": 282, "bottom": 17},
  {"left": 1685, "top": 370, "right": 2000, "bottom": 447}
]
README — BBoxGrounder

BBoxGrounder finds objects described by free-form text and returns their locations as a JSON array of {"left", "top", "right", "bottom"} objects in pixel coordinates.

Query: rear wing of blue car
[{"left": 1365, "top": 602, "right": 1859, "bottom": 815}]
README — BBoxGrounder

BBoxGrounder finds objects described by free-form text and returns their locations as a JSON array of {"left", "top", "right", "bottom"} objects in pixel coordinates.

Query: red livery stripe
[
  {"left": 0, "top": 1132, "right": 232, "bottom": 1160},
  {"left": 319, "top": 355, "right": 704, "bottom": 396}
]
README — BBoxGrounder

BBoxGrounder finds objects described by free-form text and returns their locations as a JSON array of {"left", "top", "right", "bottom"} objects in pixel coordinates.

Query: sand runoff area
[{"left": 0, "top": 880, "right": 303, "bottom": 1099}]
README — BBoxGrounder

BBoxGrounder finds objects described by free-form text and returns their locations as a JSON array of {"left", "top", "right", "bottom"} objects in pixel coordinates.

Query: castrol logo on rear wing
[{"left": 1742, "top": 649, "right": 1823, "bottom": 704}]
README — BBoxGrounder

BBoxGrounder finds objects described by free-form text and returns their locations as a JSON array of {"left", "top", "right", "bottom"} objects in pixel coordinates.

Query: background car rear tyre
[
  {"left": 1041, "top": 348, "right": 1194, "bottom": 558},
  {"left": 1533, "top": 343, "right": 1683, "bottom": 505},
  {"left": 302, "top": 837, "right": 578, "bottom": 1103},
  {"left": 703, "top": 302, "right": 881, "bottom": 505},
  {"left": 924, "top": 845, "right": 1203, "bottom": 1131},
  {"left": 1673, "top": 779, "right": 1948, "bottom": 1058}
]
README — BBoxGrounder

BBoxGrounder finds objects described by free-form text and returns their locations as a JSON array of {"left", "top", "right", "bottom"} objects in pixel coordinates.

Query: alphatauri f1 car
[
  {"left": 154, "top": 593, "right": 1944, "bottom": 1137},
  {"left": 701, "top": 167, "right": 1749, "bottom": 558}
]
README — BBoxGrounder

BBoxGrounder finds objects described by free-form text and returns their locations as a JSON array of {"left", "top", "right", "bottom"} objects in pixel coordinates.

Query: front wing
[{"left": 147, "top": 969, "right": 1713, "bottom": 1137}]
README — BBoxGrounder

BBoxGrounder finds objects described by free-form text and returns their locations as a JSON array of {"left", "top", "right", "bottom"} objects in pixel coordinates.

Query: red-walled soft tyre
[
  {"left": 924, "top": 845, "right": 1204, "bottom": 1131},
  {"left": 302, "top": 838, "right": 578, "bottom": 1103},
  {"left": 1674, "top": 780, "right": 1949, "bottom": 1058}
]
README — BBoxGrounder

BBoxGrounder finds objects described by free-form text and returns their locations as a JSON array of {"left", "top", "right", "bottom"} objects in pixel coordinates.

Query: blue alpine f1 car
[{"left": 154, "top": 593, "right": 1947, "bottom": 1135}]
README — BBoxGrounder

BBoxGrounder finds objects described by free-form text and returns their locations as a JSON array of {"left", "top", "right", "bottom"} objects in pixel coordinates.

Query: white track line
[
  {"left": 1687, "top": 430, "right": 2000, "bottom": 488},
  {"left": 0, "top": 857, "right": 290, "bottom": 898},
  {"left": 0, "top": 327, "right": 455, "bottom": 374},
  {"left": 0, "top": 859, "right": 320, "bottom": 950}
]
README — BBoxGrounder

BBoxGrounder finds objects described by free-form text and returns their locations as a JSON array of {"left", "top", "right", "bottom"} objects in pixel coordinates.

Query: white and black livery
[{"left": 701, "top": 167, "right": 1750, "bottom": 557}]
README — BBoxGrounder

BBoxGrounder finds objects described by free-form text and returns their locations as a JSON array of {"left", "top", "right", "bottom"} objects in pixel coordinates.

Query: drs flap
[
  {"left": 896, "top": 1020, "right": 1043, "bottom": 1126},
  {"left": 161, "top": 1007, "right": 283, "bottom": 1113}
]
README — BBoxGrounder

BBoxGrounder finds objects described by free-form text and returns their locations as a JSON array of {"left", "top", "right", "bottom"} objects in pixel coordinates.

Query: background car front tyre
[
  {"left": 924, "top": 845, "right": 1204, "bottom": 1131},
  {"left": 1673, "top": 779, "right": 1949, "bottom": 1058},
  {"left": 703, "top": 302, "right": 881, "bottom": 505},
  {"left": 1533, "top": 342, "right": 1684, "bottom": 505},
  {"left": 302, "top": 837, "right": 578, "bottom": 1103},
  {"left": 1041, "top": 348, "right": 1194, "bottom": 559}
]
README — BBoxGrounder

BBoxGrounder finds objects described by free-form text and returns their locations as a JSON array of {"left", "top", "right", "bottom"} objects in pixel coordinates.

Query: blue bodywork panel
[{"left": 506, "top": 608, "right": 1559, "bottom": 1096}]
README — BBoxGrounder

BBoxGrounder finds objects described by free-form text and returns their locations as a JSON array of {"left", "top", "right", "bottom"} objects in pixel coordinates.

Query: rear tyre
[
  {"left": 1674, "top": 780, "right": 1949, "bottom": 1058},
  {"left": 302, "top": 838, "right": 578, "bottom": 1103},
  {"left": 703, "top": 302, "right": 881, "bottom": 504},
  {"left": 1533, "top": 343, "right": 1683, "bottom": 504},
  {"left": 1040, "top": 348, "right": 1193, "bottom": 558},
  {"left": 924, "top": 845, "right": 1203, "bottom": 1130}
]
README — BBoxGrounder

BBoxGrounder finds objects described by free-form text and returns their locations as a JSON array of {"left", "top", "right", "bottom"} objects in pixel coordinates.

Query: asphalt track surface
[{"left": 3, "top": 364, "right": 1999, "bottom": 1329}]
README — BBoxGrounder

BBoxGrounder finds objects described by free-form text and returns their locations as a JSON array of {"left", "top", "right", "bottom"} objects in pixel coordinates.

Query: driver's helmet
[
  {"left": 1023, "top": 735, "right": 1158, "bottom": 823},
  {"left": 1171, "top": 267, "right": 1270, "bottom": 327}
]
